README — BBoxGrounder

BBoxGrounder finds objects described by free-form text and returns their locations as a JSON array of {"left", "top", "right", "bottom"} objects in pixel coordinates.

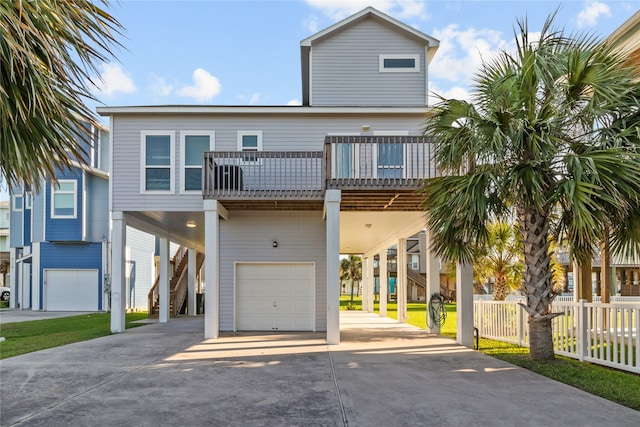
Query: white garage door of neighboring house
[
  {"left": 236, "top": 263, "right": 315, "bottom": 331},
  {"left": 45, "top": 269, "right": 99, "bottom": 311}
]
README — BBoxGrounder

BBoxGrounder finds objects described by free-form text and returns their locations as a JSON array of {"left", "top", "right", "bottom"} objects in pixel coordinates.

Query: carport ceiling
[
  {"left": 340, "top": 211, "right": 426, "bottom": 255},
  {"left": 125, "top": 209, "right": 426, "bottom": 256}
]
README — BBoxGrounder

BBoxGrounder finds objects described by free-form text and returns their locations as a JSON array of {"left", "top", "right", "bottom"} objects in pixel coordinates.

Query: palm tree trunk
[
  {"left": 517, "top": 206, "right": 555, "bottom": 360},
  {"left": 494, "top": 274, "right": 507, "bottom": 301}
]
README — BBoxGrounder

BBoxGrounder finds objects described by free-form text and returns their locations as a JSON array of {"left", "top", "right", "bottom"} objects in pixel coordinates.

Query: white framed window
[
  {"left": 379, "top": 54, "right": 420, "bottom": 73},
  {"left": 180, "top": 131, "right": 215, "bottom": 193},
  {"left": 51, "top": 180, "right": 77, "bottom": 218},
  {"left": 237, "top": 131, "right": 263, "bottom": 163},
  {"left": 12, "top": 194, "right": 23, "bottom": 212},
  {"left": 237, "top": 131, "right": 262, "bottom": 152},
  {"left": 25, "top": 191, "right": 32, "bottom": 209},
  {"left": 141, "top": 131, "right": 175, "bottom": 193}
]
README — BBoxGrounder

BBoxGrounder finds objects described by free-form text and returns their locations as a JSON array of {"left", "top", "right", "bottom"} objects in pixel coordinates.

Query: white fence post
[
  {"left": 577, "top": 299, "right": 588, "bottom": 362},
  {"left": 517, "top": 302, "right": 525, "bottom": 346}
]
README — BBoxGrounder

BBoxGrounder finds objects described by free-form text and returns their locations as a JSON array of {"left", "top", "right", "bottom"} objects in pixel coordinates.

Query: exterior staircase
[
  {"left": 406, "top": 265, "right": 455, "bottom": 302},
  {"left": 148, "top": 247, "right": 205, "bottom": 317}
]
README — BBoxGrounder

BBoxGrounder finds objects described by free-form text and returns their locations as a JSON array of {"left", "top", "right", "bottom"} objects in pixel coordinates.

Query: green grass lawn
[
  {"left": 0, "top": 312, "right": 148, "bottom": 359},
  {"left": 341, "top": 295, "right": 640, "bottom": 410}
]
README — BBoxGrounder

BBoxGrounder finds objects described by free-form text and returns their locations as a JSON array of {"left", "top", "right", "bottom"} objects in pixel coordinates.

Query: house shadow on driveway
[{"left": 1, "top": 311, "right": 638, "bottom": 426}]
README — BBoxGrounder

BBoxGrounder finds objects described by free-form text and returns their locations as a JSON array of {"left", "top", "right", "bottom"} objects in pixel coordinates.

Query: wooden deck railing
[
  {"left": 324, "top": 135, "right": 439, "bottom": 189},
  {"left": 203, "top": 151, "right": 324, "bottom": 199},
  {"left": 202, "top": 136, "right": 439, "bottom": 200}
]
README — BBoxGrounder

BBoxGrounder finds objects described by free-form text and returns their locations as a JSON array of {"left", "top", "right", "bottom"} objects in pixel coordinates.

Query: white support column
[
  {"left": 456, "top": 261, "right": 474, "bottom": 348},
  {"left": 325, "top": 190, "right": 341, "bottom": 345},
  {"left": 379, "top": 249, "right": 388, "bottom": 317},
  {"left": 204, "top": 200, "right": 224, "bottom": 339},
  {"left": 110, "top": 211, "right": 127, "bottom": 333},
  {"left": 188, "top": 248, "right": 197, "bottom": 316},
  {"left": 364, "top": 256, "right": 375, "bottom": 312},
  {"left": 159, "top": 237, "right": 170, "bottom": 323},
  {"left": 31, "top": 243, "right": 40, "bottom": 310},
  {"left": 397, "top": 238, "right": 407, "bottom": 323},
  {"left": 425, "top": 230, "right": 441, "bottom": 334},
  {"left": 9, "top": 248, "right": 17, "bottom": 309}
]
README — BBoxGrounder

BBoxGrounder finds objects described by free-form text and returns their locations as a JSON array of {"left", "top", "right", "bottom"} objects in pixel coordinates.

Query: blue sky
[{"left": 1, "top": 0, "right": 637, "bottom": 200}]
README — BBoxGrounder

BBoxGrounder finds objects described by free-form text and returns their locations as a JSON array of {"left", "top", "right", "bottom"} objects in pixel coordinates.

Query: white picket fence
[{"left": 474, "top": 298, "right": 640, "bottom": 374}]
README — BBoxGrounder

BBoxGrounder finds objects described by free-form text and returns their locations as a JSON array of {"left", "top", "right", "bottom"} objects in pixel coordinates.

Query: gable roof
[
  {"left": 300, "top": 7, "right": 440, "bottom": 106},
  {"left": 300, "top": 6, "right": 439, "bottom": 56},
  {"left": 607, "top": 10, "right": 640, "bottom": 70}
]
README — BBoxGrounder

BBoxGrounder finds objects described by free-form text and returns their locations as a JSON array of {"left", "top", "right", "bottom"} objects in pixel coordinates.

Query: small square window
[
  {"left": 237, "top": 131, "right": 263, "bottom": 163},
  {"left": 13, "top": 194, "right": 23, "bottom": 211},
  {"left": 379, "top": 54, "right": 420, "bottom": 73}
]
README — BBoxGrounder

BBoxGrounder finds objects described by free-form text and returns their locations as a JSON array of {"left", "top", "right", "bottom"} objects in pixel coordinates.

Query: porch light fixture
[
  {"left": 273, "top": 241, "right": 278, "bottom": 248},
  {"left": 186, "top": 221, "right": 197, "bottom": 228},
  {"left": 361, "top": 124, "right": 371, "bottom": 132}
]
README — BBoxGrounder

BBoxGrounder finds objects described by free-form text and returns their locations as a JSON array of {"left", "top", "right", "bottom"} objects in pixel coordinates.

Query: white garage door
[
  {"left": 236, "top": 263, "right": 315, "bottom": 331},
  {"left": 45, "top": 269, "right": 99, "bottom": 311}
]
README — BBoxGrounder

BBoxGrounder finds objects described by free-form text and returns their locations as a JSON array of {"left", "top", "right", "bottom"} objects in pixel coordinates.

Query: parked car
[{"left": 0, "top": 286, "right": 9, "bottom": 302}]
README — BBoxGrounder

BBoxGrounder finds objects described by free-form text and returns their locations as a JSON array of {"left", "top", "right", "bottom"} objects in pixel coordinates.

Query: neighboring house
[
  {"left": 100, "top": 7, "right": 476, "bottom": 344},
  {"left": 8, "top": 123, "right": 155, "bottom": 311},
  {"left": 0, "top": 200, "right": 9, "bottom": 286},
  {"left": 557, "top": 10, "right": 640, "bottom": 298}
]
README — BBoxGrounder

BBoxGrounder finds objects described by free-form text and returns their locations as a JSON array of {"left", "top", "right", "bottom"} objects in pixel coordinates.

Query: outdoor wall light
[
  {"left": 186, "top": 221, "right": 197, "bottom": 228},
  {"left": 361, "top": 124, "right": 371, "bottom": 132},
  {"left": 273, "top": 241, "right": 278, "bottom": 248}
]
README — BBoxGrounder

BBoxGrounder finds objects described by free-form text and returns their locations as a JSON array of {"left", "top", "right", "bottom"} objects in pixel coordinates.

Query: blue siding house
[{"left": 9, "top": 123, "right": 155, "bottom": 311}]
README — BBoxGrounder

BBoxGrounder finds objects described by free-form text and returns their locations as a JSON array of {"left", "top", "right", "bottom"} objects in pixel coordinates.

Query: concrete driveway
[{"left": 0, "top": 311, "right": 637, "bottom": 426}]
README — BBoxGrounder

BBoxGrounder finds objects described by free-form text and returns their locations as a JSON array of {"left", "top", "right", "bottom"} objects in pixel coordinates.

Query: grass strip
[{"left": 0, "top": 312, "right": 148, "bottom": 359}]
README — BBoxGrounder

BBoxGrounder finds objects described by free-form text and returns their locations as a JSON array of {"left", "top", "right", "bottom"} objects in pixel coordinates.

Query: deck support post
[
  {"left": 325, "top": 189, "right": 341, "bottom": 345},
  {"left": 110, "top": 211, "right": 127, "bottom": 333}
]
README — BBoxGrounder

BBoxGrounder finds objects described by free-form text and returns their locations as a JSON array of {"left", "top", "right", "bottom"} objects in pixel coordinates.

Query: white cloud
[
  {"left": 577, "top": 1, "right": 611, "bottom": 28},
  {"left": 428, "top": 83, "right": 471, "bottom": 105},
  {"left": 304, "top": 0, "right": 427, "bottom": 21},
  {"left": 249, "top": 93, "right": 261, "bottom": 105},
  {"left": 149, "top": 75, "right": 173, "bottom": 97},
  {"left": 304, "top": 14, "right": 319, "bottom": 33},
  {"left": 90, "top": 63, "right": 136, "bottom": 97},
  {"left": 287, "top": 99, "right": 302, "bottom": 106},
  {"left": 429, "top": 24, "right": 512, "bottom": 86},
  {"left": 177, "top": 68, "right": 221, "bottom": 103}
]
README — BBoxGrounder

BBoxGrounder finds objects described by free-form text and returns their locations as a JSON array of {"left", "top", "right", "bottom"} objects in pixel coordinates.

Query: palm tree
[
  {"left": 421, "top": 12, "right": 640, "bottom": 360},
  {"left": 0, "top": 0, "right": 123, "bottom": 190},
  {"left": 340, "top": 255, "right": 362, "bottom": 308},
  {"left": 474, "top": 222, "right": 523, "bottom": 301}
]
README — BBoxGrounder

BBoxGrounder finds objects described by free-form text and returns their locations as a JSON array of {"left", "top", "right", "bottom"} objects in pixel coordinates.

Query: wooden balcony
[
  {"left": 202, "top": 151, "right": 325, "bottom": 210},
  {"left": 202, "top": 136, "right": 437, "bottom": 211},
  {"left": 325, "top": 135, "right": 438, "bottom": 211}
]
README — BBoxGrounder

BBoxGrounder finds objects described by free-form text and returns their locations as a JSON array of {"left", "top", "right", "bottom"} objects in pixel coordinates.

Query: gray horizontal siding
[
  {"left": 111, "top": 113, "right": 425, "bottom": 212},
  {"left": 125, "top": 226, "right": 155, "bottom": 310},
  {"left": 218, "top": 211, "right": 326, "bottom": 331},
  {"left": 311, "top": 19, "right": 427, "bottom": 107}
]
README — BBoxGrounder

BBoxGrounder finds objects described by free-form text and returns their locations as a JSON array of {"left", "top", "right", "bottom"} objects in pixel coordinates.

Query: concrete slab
[{"left": 0, "top": 311, "right": 637, "bottom": 426}]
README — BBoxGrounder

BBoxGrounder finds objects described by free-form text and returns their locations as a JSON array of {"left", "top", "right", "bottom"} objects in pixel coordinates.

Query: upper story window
[
  {"left": 51, "top": 180, "right": 77, "bottom": 218},
  {"left": 379, "top": 54, "right": 420, "bottom": 73},
  {"left": 24, "top": 191, "right": 32, "bottom": 210},
  {"left": 181, "top": 131, "right": 214, "bottom": 192},
  {"left": 237, "top": 131, "right": 263, "bottom": 162},
  {"left": 141, "top": 131, "right": 174, "bottom": 193},
  {"left": 12, "top": 194, "right": 23, "bottom": 211}
]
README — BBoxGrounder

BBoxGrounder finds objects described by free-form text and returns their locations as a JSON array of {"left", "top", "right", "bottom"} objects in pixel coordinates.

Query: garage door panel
[
  {"left": 45, "top": 269, "right": 99, "bottom": 311},
  {"left": 236, "top": 263, "right": 314, "bottom": 332}
]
